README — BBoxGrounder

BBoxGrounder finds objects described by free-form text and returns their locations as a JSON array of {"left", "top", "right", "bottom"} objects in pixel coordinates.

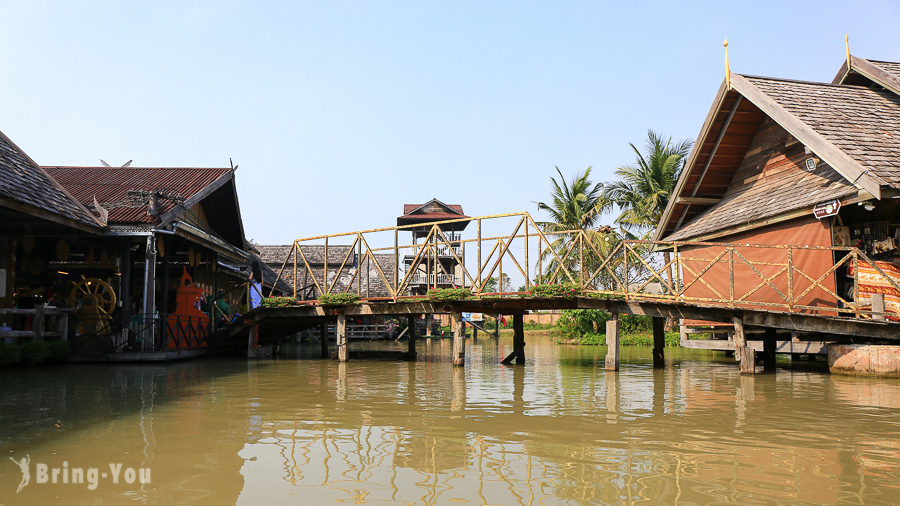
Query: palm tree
[
  {"left": 603, "top": 130, "right": 692, "bottom": 319},
  {"left": 603, "top": 130, "right": 693, "bottom": 235},
  {"left": 534, "top": 167, "right": 612, "bottom": 285}
]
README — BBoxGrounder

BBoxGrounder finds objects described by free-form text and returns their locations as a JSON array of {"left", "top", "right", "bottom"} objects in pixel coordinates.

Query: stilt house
[{"left": 655, "top": 55, "right": 900, "bottom": 320}]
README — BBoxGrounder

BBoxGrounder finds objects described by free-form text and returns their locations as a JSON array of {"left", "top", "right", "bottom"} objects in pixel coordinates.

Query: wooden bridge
[{"left": 225, "top": 212, "right": 900, "bottom": 374}]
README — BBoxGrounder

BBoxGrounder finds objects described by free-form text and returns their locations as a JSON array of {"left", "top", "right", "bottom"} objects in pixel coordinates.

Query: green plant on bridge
[
  {"left": 260, "top": 296, "right": 297, "bottom": 308},
  {"left": 318, "top": 293, "right": 360, "bottom": 305},
  {"left": 426, "top": 288, "right": 473, "bottom": 301},
  {"left": 529, "top": 283, "right": 582, "bottom": 298}
]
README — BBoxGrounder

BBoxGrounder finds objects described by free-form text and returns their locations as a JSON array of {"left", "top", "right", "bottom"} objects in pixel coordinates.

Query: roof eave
[{"left": 653, "top": 79, "right": 731, "bottom": 241}]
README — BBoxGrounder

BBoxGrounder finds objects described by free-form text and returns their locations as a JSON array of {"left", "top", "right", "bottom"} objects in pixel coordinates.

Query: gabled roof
[
  {"left": 397, "top": 198, "right": 470, "bottom": 229},
  {"left": 42, "top": 166, "right": 232, "bottom": 225},
  {"left": 655, "top": 56, "right": 900, "bottom": 242},
  {"left": 833, "top": 55, "right": 900, "bottom": 96},
  {"left": 0, "top": 129, "right": 101, "bottom": 231}
]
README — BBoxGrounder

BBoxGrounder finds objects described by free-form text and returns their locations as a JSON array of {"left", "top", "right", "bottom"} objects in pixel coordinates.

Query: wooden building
[
  {"left": 397, "top": 199, "right": 470, "bottom": 295},
  {"left": 0, "top": 126, "right": 262, "bottom": 358},
  {"left": 655, "top": 54, "right": 900, "bottom": 322}
]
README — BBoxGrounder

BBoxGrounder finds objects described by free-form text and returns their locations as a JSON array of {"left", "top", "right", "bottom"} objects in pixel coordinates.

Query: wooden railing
[{"left": 270, "top": 212, "right": 900, "bottom": 322}]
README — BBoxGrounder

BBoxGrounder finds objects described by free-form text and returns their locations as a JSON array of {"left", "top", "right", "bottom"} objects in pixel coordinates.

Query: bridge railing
[{"left": 270, "top": 212, "right": 900, "bottom": 322}]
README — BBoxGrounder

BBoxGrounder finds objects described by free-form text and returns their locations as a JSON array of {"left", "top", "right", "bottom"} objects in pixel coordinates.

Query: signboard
[
  {"left": 462, "top": 312, "right": 483, "bottom": 322},
  {"left": 813, "top": 199, "right": 841, "bottom": 220}
]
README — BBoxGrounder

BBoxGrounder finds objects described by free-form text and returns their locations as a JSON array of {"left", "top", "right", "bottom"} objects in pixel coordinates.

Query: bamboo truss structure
[{"left": 269, "top": 212, "right": 900, "bottom": 322}]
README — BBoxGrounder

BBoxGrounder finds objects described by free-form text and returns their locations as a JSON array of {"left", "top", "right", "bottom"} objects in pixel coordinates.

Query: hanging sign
[{"left": 813, "top": 199, "right": 841, "bottom": 219}]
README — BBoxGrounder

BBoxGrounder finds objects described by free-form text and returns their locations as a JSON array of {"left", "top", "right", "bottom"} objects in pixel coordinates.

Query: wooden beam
[
  {"left": 740, "top": 346, "right": 757, "bottom": 374},
  {"left": 337, "top": 314, "right": 348, "bottom": 362},
  {"left": 675, "top": 197, "right": 720, "bottom": 205},
  {"left": 605, "top": 313, "right": 619, "bottom": 371},
  {"left": 652, "top": 316, "right": 665, "bottom": 368},
  {"left": 451, "top": 311, "right": 465, "bottom": 366}
]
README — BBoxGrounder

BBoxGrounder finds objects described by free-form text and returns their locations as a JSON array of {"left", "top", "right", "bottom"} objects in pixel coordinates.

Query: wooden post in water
[
  {"left": 740, "top": 346, "right": 756, "bottom": 374},
  {"left": 337, "top": 314, "right": 348, "bottom": 362},
  {"left": 763, "top": 327, "right": 777, "bottom": 371},
  {"left": 425, "top": 314, "right": 434, "bottom": 337},
  {"left": 513, "top": 314, "right": 525, "bottom": 364},
  {"left": 451, "top": 311, "right": 465, "bottom": 366},
  {"left": 732, "top": 316, "right": 746, "bottom": 362},
  {"left": 319, "top": 322, "right": 328, "bottom": 358},
  {"left": 501, "top": 314, "right": 525, "bottom": 365},
  {"left": 407, "top": 315, "right": 417, "bottom": 359},
  {"left": 652, "top": 316, "right": 665, "bottom": 368},
  {"left": 605, "top": 313, "right": 619, "bottom": 371}
]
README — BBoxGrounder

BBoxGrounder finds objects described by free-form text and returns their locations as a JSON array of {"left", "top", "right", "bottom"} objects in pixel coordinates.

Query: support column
[
  {"left": 652, "top": 316, "right": 665, "bottom": 368},
  {"left": 763, "top": 327, "right": 777, "bottom": 371},
  {"left": 406, "top": 315, "right": 417, "bottom": 359},
  {"left": 246, "top": 322, "right": 259, "bottom": 356},
  {"left": 740, "top": 346, "right": 756, "bottom": 374},
  {"left": 320, "top": 322, "right": 329, "bottom": 358},
  {"left": 495, "top": 314, "right": 501, "bottom": 338},
  {"left": 501, "top": 314, "right": 525, "bottom": 365},
  {"left": 337, "top": 314, "right": 348, "bottom": 362},
  {"left": 425, "top": 314, "right": 434, "bottom": 337},
  {"left": 732, "top": 316, "right": 746, "bottom": 362},
  {"left": 605, "top": 313, "right": 619, "bottom": 371},
  {"left": 451, "top": 311, "right": 465, "bottom": 366},
  {"left": 141, "top": 235, "right": 157, "bottom": 352}
]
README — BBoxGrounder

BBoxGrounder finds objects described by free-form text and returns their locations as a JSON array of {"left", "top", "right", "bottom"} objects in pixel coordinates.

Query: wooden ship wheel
[{"left": 67, "top": 278, "right": 117, "bottom": 336}]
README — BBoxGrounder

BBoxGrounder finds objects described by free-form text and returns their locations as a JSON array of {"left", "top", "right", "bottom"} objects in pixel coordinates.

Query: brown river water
[{"left": 1, "top": 333, "right": 900, "bottom": 505}]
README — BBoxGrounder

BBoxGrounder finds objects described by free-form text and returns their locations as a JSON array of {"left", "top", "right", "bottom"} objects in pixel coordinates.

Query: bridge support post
[
  {"left": 320, "top": 322, "right": 328, "bottom": 358},
  {"left": 425, "top": 314, "right": 434, "bottom": 337},
  {"left": 501, "top": 314, "right": 525, "bottom": 365},
  {"left": 740, "top": 346, "right": 756, "bottom": 374},
  {"left": 451, "top": 312, "right": 465, "bottom": 366},
  {"left": 763, "top": 327, "right": 777, "bottom": 371},
  {"left": 652, "top": 316, "right": 665, "bottom": 368},
  {"left": 605, "top": 313, "right": 619, "bottom": 371},
  {"left": 732, "top": 317, "right": 746, "bottom": 362},
  {"left": 407, "top": 315, "right": 417, "bottom": 359},
  {"left": 337, "top": 314, "right": 348, "bottom": 362}
]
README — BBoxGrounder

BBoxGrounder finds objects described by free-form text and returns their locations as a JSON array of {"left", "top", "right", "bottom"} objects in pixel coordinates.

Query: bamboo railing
[{"left": 269, "top": 212, "right": 900, "bottom": 322}]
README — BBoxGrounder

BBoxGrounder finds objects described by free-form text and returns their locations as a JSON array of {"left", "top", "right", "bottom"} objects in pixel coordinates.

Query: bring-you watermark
[{"left": 9, "top": 454, "right": 150, "bottom": 494}]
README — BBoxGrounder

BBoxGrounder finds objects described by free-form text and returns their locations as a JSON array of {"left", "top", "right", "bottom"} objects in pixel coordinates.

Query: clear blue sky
[{"left": 2, "top": 1, "right": 899, "bottom": 245}]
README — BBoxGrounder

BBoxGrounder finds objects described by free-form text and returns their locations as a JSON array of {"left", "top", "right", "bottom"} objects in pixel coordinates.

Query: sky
[{"left": 2, "top": 0, "right": 900, "bottom": 246}]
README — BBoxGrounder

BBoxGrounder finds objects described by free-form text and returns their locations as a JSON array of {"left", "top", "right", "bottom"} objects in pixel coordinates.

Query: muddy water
[{"left": 1, "top": 334, "right": 900, "bottom": 504}]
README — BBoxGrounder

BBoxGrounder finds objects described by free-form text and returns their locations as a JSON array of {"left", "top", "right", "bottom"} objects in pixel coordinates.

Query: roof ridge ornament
[
  {"left": 724, "top": 38, "right": 731, "bottom": 89},
  {"left": 845, "top": 34, "right": 851, "bottom": 72}
]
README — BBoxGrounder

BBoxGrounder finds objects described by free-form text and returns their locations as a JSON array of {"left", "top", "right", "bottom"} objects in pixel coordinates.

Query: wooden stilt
[
  {"left": 652, "top": 316, "right": 665, "bottom": 368},
  {"left": 605, "top": 313, "right": 619, "bottom": 371},
  {"left": 740, "top": 346, "right": 756, "bottom": 374},
  {"left": 451, "top": 311, "right": 465, "bottom": 366},
  {"left": 247, "top": 322, "right": 259, "bottom": 356},
  {"left": 763, "top": 327, "right": 777, "bottom": 371},
  {"left": 425, "top": 314, "right": 434, "bottom": 337},
  {"left": 320, "top": 322, "right": 328, "bottom": 358},
  {"left": 501, "top": 314, "right": 525, "bottom": 365},
  {"left": 407, "top": 315, "right": 417, "bottom": 359},
  {"left": 337, "top": 314, "right": 348, "bottom": 362},
  {"left": 732, "top": 316, "right": 746, "bottom": 362}
]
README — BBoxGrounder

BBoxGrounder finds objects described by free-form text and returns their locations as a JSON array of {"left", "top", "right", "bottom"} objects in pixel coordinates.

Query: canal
[{"left": 2, "top": 334, "right": 900, "bottom": 504}]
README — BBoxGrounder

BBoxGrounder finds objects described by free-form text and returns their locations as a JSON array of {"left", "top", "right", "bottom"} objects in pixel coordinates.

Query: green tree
[
  {"left": 603, "top": 129, "right": 692, "bottom": 327},
  {"left": 602, "top": 130, "right": 692, "bottom": 236},
  {"left": 534, "top": 167, "right": 614, "bottom": 285},
  {"left": 482, "top": 274, "right": 513, "bottom": 293}
]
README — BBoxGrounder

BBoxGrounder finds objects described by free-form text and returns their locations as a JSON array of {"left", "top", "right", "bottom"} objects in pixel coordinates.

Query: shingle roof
[
  {"left": 0, "top": 130, "right": 99, "bottom": 228},
  {"left": 868, "top": 60, "right": 900, "bottom": 80},
  {"left": 666, "top": 161, "right": 856, "bottom": 241},
  {"left": 42, "top": 166, "right": 231, "bottom": 224},
  {"left": 256, "top": 245, "right": 396, "bottom": 298},
  {"left": 743, "top": 75, "right": 900, "bottom": 189}
]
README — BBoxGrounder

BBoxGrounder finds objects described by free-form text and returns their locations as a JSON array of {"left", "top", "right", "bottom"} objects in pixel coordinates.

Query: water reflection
[{"left": 1, "top": 337, "right": 899, "bottom": 504}]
